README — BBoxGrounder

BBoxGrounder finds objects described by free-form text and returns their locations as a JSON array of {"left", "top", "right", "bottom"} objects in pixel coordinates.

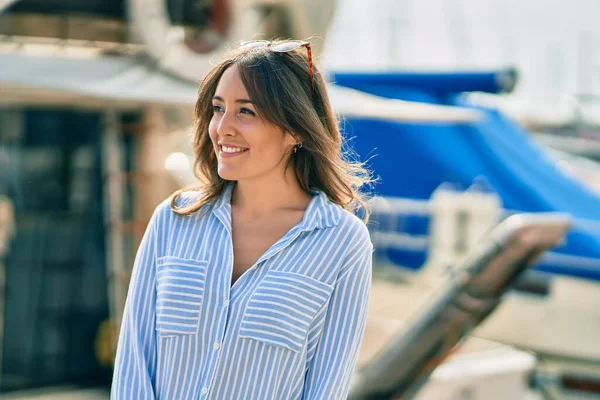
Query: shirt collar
[{"left": 212, "top": 182, "right": 341, "bottom": 231}]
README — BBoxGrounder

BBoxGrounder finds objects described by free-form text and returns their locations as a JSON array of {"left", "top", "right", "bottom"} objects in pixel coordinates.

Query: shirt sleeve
[
  {"left": 302, "top": 228, "right": 373, "bottom": 400},
  {"left": 111, "top": 207, "right": 160, "bottom": 399}
]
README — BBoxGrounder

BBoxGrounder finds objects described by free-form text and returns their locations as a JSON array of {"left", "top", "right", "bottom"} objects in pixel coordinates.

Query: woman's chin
[{"left": 217, "top": 167, "right": 241, "bottom": 181}]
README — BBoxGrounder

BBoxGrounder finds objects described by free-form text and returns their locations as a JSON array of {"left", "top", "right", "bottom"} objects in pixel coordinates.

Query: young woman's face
[{"left": 209, "top": 65, "right": 297, "bottom": 183}]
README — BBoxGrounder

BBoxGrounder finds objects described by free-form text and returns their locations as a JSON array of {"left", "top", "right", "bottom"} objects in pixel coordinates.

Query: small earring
[{"left": 294, "top": 142, "right": 302, "bottom": 154}]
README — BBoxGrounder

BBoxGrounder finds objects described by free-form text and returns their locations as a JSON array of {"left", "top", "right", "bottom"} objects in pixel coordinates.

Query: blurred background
[{"left": 1, "top": 0, "right": 600, "bottom": 399}]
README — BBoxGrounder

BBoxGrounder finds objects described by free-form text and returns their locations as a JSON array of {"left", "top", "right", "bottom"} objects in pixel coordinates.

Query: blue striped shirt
[{"left": 111, "top": 183, "right": 373, "bottom": 399}]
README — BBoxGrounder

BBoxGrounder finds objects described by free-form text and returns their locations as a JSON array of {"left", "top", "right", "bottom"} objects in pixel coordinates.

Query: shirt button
[
  {"left": 223, "top": 299, "right": 229, "bottom": 307},
  {"left": 201, "top": 387, "right": 208, "bottom": 395},
  {"left": 213, "top": 342, "right": 220, "bottom": 350}
]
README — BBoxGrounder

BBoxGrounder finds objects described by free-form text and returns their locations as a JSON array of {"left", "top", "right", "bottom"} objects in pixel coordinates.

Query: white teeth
[{"left": 221, "top": 146, "right": 247, "bottom": 153}]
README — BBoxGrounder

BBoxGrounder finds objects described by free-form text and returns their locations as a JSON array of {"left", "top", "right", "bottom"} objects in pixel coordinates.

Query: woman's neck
[{"left": 230, "top": 169, "right": 312, "bottom": 218}]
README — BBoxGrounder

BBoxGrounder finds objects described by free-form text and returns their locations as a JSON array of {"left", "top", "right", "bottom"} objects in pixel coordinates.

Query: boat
[{"left": 330, "top": 69, "right": 600, "bottom": 398}]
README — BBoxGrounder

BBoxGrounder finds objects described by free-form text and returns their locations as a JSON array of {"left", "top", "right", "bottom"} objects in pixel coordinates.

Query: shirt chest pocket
[
  {"left": 156, "top": 256, "right": 207, "bottom": 337},
  {"left": 239, "top": 271, "right": 334, "bottom": 353}
]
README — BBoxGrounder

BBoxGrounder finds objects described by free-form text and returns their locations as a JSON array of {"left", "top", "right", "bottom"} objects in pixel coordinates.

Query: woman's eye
[
  {"left": 212, "top": 104, "right": 224, "bottom": 113},
  {"left": 240, "top": 107, "right": 256, "bottom": 116}
]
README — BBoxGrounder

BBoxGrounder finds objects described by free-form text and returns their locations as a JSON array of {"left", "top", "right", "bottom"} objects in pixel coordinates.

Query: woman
[{"left": 111, "top": 39, "right": 373, "bottom": 400}]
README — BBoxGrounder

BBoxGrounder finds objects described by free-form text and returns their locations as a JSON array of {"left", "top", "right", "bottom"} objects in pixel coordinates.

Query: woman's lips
[{"left": 219, "top": 146, "right": 249, "bottom": 158}]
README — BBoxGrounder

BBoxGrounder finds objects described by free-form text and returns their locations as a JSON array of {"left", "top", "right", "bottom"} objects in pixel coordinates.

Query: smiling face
[{"left": 208, "top": 64, "right": 298, "bottom": 183}]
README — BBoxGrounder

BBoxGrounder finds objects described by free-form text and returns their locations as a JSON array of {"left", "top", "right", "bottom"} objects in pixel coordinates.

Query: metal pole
[{"left": 101, "top": 110, "right": 126, "bottom": 360}]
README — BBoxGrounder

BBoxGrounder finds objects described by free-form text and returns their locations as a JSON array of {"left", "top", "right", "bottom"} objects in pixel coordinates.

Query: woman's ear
[{"left": 284, "top": 131, "right": 300, "bottom": 146}]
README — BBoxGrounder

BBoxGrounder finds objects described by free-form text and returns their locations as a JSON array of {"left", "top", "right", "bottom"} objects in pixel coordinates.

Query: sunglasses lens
[
  {"left": 271, "top": 41, "right": 304, "bottom": 52},
  {"left": 240, "top": 40, "right": 270, "bottom": 50}
]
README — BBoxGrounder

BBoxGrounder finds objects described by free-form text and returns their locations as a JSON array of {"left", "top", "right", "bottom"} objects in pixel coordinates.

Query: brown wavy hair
[{"left": 170, "top": 39, "right": 373, "bottom": 221}]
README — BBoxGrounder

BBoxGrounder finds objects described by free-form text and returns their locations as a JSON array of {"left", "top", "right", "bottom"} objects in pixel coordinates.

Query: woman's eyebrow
[{"left": 212, "top": 95, "right": 254, "bottom": 104}]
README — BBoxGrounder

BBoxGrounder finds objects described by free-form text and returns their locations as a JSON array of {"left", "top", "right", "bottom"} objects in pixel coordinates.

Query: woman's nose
[{"left": 217, "top": 112, "right": 236, "bottom": 137}]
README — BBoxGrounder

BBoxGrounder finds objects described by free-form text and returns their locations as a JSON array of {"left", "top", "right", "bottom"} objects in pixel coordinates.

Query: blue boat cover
[{"left": 332, "top": 71, "right": 600, "bottom": 281}]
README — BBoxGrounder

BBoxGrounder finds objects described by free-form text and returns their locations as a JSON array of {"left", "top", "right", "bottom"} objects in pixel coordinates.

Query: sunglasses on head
[{"left": 239, "top": 40, "right": 314, "bottom": 92}]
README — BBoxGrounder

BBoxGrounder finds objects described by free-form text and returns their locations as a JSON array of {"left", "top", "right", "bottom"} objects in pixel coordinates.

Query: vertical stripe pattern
[{"left": 111, "top": 184, "right": 373, "bottom": 400}]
